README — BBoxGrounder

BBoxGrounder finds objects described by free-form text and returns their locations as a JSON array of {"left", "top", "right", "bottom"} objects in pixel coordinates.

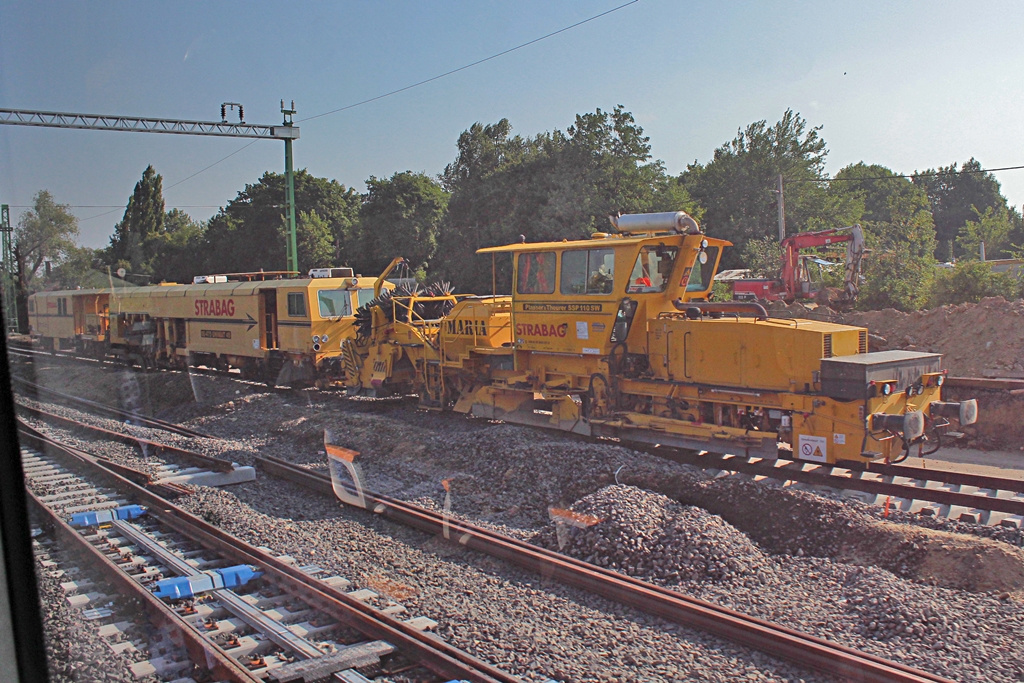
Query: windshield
[
  {"left": 317, "top": 289, "right": 353, "bottom": 318},
  {"left": 628, "top": 245, "right": 678, "bottom": 293}
]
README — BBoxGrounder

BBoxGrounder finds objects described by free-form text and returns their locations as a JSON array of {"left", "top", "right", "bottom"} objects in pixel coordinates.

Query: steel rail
[
  {"left": 22, "top": 431, "right": 520, "bottom": 683},
  {"left": 12, "top": 374, "right": 212, "bottom": 438},
  {"left": 257, "top": 454, "right": 952, "bottom": 683},
  {"left": 18, "top": 420, "right": 194, "bottom": 498},
  {"left": 647, "top": 447, "right": 1024, "bottom": 517},
  {"left": 861, "top": 460, "right": 1024, "bottom": 496},
  {"left": 110, "top": 519, "right": 328, "bottom": 659},
  {"left": 16, "top": 402, "right": 234, "bottom": 472},
  {"left": 25, "top": 488, "right": 261, "bottom": 682}
]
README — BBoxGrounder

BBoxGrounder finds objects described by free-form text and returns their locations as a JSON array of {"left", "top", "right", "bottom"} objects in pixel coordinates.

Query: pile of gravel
[
  {"left": 530, "top": 483, "right": 1024, "bottom": 682},
  {"left": 533, "top": 485, "right": 771, "bottom": 585}
]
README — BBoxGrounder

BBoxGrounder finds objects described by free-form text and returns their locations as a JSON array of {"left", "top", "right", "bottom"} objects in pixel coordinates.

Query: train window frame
[
  {"left": 316, "top": 289, "right": 353, "bottom": 318},
  {"left": 627, "top": 245, "right": 678, "bottom": 293},
  {"left": 356, "top": 289, "right": 376, "bottom": 309},
  {"left": 287, "top": 292, "right": 307, "bottom": 317},
  {"left": 516, "top": 251, "right": 556, "bottom": 295},
  {"left": 560, "top": 248, "right": 615, "bottom": 295},
  {"left": 685, "top": 246, "right": 720, "bottom": 293}
]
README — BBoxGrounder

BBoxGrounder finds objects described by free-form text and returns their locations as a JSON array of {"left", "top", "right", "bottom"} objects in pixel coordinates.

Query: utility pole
[
  {"left": 0, "top": 105, "right": 302, "bottom": 273},
  {"left": 1, "top": 204, "right": 17, "bottom": 334},
  {"left": 777, "top": 174, "right": 786, "bottom": 241}
]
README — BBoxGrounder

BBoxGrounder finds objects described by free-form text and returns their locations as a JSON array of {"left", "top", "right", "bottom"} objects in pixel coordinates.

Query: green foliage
[
  {"left": 353, "top": 171, "right": 449, "bottom": 276},
  {"left": 913, "top": 159, "right": 1009, "bottom": 259},
  {"left": 738, "top": 236, "right": 782, "bottom": 278},
  {"left": 858, "top": 244, "right": 934, "bottom": 311},
  {"left": 856, "top": 189, "right": 937, "bottom": 311},
  {"left": 201, "top": 170, "right": 360, "bottom": 275},
  {"left": 437, "top": 107, "right": 692, "bottom": 291},
  {"left": 682, "top": 110, "right": 848, "bottom": 268},
  {"left": 11, "top": 190, "right": 80, "bottom": 330},
  {"left": 107, "top": 165, "right": 165, "bottom": 274},
  {"left": 42, "top": 245, "right": 100, "bottom": 290},
  {"left": 148, "top": 209, "right": 205, "bottom": 283},
  {"left": 928, "top": 260, "right": 1021, "bottom": 306},
  {"left": 955, "top": 205, "right": 1015, "bottom": 259},
  {"left": 13, "top": 190, "right": 80, "bottom": 290}
]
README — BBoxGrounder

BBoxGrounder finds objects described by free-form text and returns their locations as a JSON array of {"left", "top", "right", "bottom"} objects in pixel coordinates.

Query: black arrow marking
[{"left": 246, "top": 313, "right": 257, "bottom": 331}]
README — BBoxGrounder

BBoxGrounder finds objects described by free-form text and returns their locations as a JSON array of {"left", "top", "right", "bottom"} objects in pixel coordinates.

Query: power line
[
  {"left": 787, "top": 163, "right": 1024, "bottom": 184},
  {"left": 77, "top": 2, "right": 638, "bottom": 221},
  {"left": 164, "top": 140, "right": 258, "bottom": 190},
  {"left": 299, "top": 0, "right": 640, "bottom": 123}
]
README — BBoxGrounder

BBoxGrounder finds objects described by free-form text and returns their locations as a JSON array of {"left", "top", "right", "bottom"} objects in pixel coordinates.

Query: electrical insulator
[
  {"left": 220, "top": 104, "right": 226, "bottom": 122},
  {"left": 238, "top": 105, "right": 244, "bottom": 122}
]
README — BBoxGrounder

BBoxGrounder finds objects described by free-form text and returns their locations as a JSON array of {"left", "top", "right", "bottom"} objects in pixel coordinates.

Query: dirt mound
[{"left": 842, "top": 297, "right": 1024, "bottom": 378}]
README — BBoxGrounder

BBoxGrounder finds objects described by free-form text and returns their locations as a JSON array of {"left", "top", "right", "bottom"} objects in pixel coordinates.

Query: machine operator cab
[{"left": 477, "top": 211, "right": 729, "bottom": 358}]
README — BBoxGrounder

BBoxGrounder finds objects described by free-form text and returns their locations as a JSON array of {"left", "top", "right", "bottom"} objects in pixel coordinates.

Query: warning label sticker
[{"left": 798, "top": 434, "right": 828, "bottom": 463}]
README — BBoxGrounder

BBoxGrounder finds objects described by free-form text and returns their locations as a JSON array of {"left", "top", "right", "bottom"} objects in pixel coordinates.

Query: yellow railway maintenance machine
[
  {"left": 349, "top": 211, "right": 976, "bottom": 465},
  {"left": 30, "top": 268, "right": 385, "bottom": 387}
]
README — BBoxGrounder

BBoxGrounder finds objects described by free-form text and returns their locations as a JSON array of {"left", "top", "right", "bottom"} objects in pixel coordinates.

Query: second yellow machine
[{"left": 345, "top": 211, "right": 977, "bottom": 465}]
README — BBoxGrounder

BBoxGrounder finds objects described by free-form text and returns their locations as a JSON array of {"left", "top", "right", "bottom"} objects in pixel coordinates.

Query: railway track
[
  {"left": 643, "top": 446, "right": 1024, "bottom": 527},
  {"left": 20, "top": 428, "right": 519, "bottom": 683},
  {"left": 13, "top": 374, "right": 211, "bottom": 438},
  {"left": 18, "top": 366, "right": 1024, "bottom": 526},
  {"left": 258, "top": 453, "right": 953, "bottom": 683}
]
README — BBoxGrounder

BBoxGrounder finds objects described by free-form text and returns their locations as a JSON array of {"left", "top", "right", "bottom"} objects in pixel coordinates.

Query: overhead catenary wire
[
  {"left": 786, "top": 163, "right": 1024, "bottom": 184},
  {"left": 74, "top": 2, "right": 638, "bottom": 224},
  {"left": 298, "top": 0, "right": 640, "bottom": 124}
]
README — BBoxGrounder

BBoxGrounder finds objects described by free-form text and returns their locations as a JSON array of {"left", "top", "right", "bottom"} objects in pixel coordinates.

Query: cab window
[
  {"left": 685, "top": 246, "right": 720, "bottom": 292},
  {"left": 317, "top": 289, "right": 352, "bottom": 318},
  {"left": 560, "top": 248, "right": 615, "bottom": 295},
  {"left": 627, "top": 246, "right": 678, "bottom": 293},
  {"left": 517, "top": 251, "right": 555, "bottom": 294},
  {"left": 287, "top": 292, "right": 307, "bottom": 317},
  {"left": 356, "top": 289, "right": 376, "bottom": 309}
]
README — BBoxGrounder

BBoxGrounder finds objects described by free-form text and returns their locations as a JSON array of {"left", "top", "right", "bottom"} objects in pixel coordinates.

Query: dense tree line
[{"left": 11, "top": 107, "right": 1024, "bottom": 330}]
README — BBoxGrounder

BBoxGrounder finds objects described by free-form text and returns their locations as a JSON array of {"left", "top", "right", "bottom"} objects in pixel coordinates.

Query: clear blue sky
[{"left": 2, "top": 0, "right": 1023, "bottom": 249}]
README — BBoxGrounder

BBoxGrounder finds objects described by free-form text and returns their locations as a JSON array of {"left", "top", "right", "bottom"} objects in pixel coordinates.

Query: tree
[
  {"left": 11, "top": 190, "right": 79, "bottom": 330},
  {"left": 929, "top": 260, "right": 1021, "bottom": 306},
  {"left": 856, "top": 191, "right": 937, "bottom": 311},
  {"left": 739, "top": 236, "right": 782, "bottom": 278},
  {"left": 147, "top": 209, "right": 206, "bottom": 284},
  {"left": 353, "top": 171, "right": 449, "bottom": 277},
  {"left": 43, "top": 245, "right": 100, "bottom": 290},
  {"left": 913, "top": 159, "right": 1009, "bottom": 260},
  {"left": 682, "top": 110, "right": 844, "bottom": 267},
  {"left": 955, "top": 206, "right": 1015, "bottom": 260},
  {"left": 107, "top": 165, "right": 165, "bottom": 274},
  {"left": 437, "top": 108, "right": 688, "bottom": 291},
  {"left": 201, "top": 170, "right": 361, "bottom": 275}
]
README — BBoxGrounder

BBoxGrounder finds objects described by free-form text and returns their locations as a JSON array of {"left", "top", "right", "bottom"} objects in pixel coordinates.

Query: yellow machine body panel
[{"left": 648, "top": 317, "right": 866, "bottom": 392}]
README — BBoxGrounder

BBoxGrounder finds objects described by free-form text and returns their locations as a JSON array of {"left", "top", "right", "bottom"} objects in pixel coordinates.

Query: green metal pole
[
  {"left": 1, "top": 204, "right": 18, "bottom": 334},
  {"left": 284, "top": 137, "right": 298, "bottom": 274},
  {"left": 281, "top": 101, "right": 298, "bottom": 275}
]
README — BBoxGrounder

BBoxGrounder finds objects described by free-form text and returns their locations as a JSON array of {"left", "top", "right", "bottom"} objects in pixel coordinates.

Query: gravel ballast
[{"left": 17, "top": 362, "right": 1024, "bottom": 682}]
